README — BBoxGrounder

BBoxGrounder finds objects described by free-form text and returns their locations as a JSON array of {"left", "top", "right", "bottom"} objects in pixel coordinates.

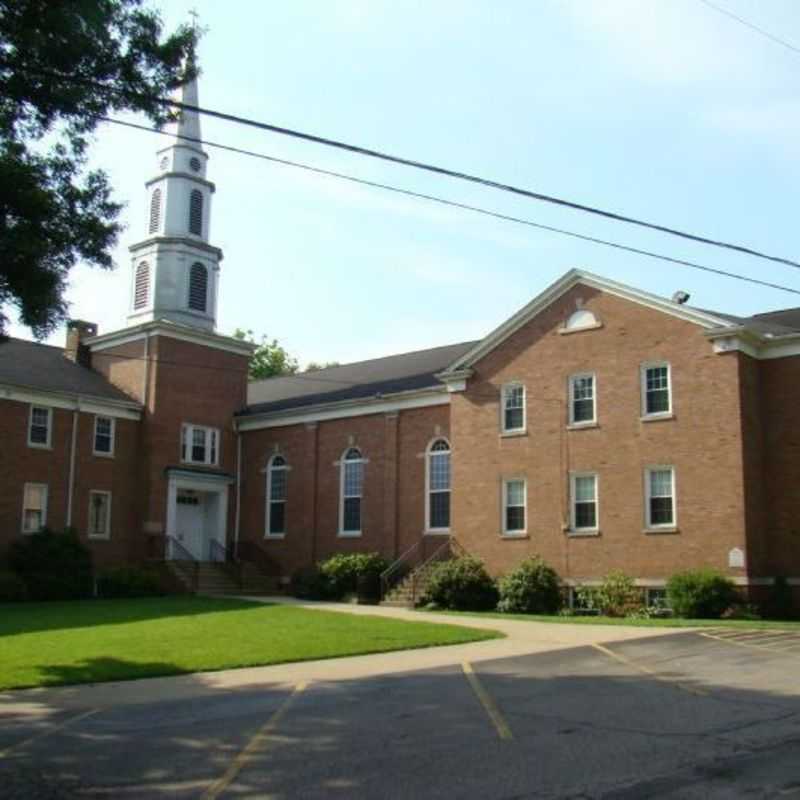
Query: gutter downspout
[
  {"left": 234, "top": 429, "right": 242, "bottom": 558},
  {"left": 66, "top": 407, "right": 79, "bottom": 528}
]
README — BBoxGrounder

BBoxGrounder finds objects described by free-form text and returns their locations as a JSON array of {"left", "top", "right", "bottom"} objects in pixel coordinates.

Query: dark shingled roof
[
  {"left": 0, "top": 337, "right": 138, "bottom": 404},
  {"left": 242, "top": 340, "right": 477, "bottom": 417},
  {"left": 695, "top": 307, "right": 800, "bottom": 337}
]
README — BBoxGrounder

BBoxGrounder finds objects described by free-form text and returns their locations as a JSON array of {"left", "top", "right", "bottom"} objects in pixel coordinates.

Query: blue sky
[{"left": 11, "top": 0, "right": 800, "bottom": 365}]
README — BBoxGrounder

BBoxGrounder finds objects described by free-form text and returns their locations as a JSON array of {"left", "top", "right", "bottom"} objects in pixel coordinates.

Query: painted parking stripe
[
  {"left": 461, "top": 662, "right": 513, "bottom": 741},
  {"left": 699, "top": 631, "right": 800, "bottom": 658},
  {"left": 0, "top": 708, "right": 101, "bottom": 757},
  {"left": 201, "top": 682, "right": 308, "bottom": 800}
]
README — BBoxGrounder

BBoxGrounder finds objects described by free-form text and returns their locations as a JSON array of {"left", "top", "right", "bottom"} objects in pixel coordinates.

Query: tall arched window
[
  {"left": 189, "top": 189, "right": 203, "bottom": 235},
  {"left": 188, "top": 262, "right": 208, "bottom": 312},
  {"left": 339, "top": 447, "right": 364, "bottom": 536},
  {"left": 266, "top": 455, "right": 288, "bottom": 537},
  {"left": 426, "top": 439, "right": 451, "bottom": 532},
  {"left": 133, "top": 261, "right": 150, "bottom": 310},
  {"left": 148, "top": 188, "right": 161, "bottom": 234}
]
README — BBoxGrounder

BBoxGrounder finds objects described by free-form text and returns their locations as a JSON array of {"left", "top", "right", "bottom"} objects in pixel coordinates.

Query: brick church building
[{"left": 1, "top": 72, "right": 798, "bottom": 604}]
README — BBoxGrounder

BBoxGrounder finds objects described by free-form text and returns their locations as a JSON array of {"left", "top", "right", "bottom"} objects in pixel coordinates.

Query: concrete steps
[
  {"left": 165, "top": 561, "right": 276, "bottom": 595},
  {"left": 381, "top": 568, "right": 435, "bottom": 608}
]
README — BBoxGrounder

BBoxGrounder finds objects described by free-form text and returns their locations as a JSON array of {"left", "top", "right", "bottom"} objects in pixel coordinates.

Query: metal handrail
[
  {"left": 411, "top": 537, "right": 458, "bottom": 605},
  {"left": 209, "top": 538, "right": 243, "bottom": 590},
  {"left": 163, "top": 534, "right": 199, "bottom": 593},
  {"left": 380, "top": 540, "right": 424, "bottom": 600}
]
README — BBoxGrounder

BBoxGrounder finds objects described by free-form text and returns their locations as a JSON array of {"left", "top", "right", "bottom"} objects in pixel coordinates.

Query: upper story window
[
  {"left": 426, "top": 439, "right": 451, "bottom": 533},
  {"left": 149, "top": 188, "right": 161, "bottom": 234},
  {"left": 645, "top": 467, "right": 676, "bottom": 529},
  {"left": 134, "top": 261, "right": 150, "bottom": 310},
  {"left": 181, "top": 423, "right": 219, "bottom": 466},
  {"left": 502, "top": 477, "right": 527, "bottom": 536},
  {"left": 266, "top": 455, "right": 288, "bottom": 537},
  {"left": 641, "top": 363, "right": 672, "bottom": 418},
  {"left": 339, "top": 447, "right": 364, "bottom": 536},
  {"left": 569, "top": 373, "right": 596, "bottom": 426},
  {"left": 189, "top": 189, "right": 203, "bottom": 235},
  {"left": 28, "top": 405, "right": 52, "bottom": 448},
  {"left": 501, "top": 383, "right": 526, "bottom": 434},
  {"left": 570, "top": 472, "right": 599, "bottom": 534},
  {"left": 22, "top": 483, "right": 48, "bottom": 533},
  {"left": 188, "top": 262, "right": 208, "bottom": 312},
  {"left": 88, "top": 490, "right": 112, "bottom": 539},
  {"left": 93, "top": 416, "right": 115, "bottom": 456}
]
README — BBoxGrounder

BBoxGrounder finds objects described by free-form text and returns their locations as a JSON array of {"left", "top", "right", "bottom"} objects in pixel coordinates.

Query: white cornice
[
  {"left": 129, "top": 236, "right": 223, "bottom": 260},
  {"left": 706, "top": 327, "right": 800, "bottom": 360},
  {"left": 0, "top": 382, "right": 142, "bottom": 420}
]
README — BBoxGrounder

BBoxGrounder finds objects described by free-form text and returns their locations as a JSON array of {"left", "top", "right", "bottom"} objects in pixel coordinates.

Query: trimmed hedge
[
  {"left": 497, "top": 557, "right": 561, "bottom": 614},
  {"left": 666, "top": 569, "right": 737, "bottom": 619},
  {"left": 422, "top": 556, "right": 498, "bottom": 611},
  {"left": 0, "top": 570, "right": 28, "bottom": 602},
  {"left": 577, "top": 571, "right": 643, "bottom": 617},
  {"left": 319, "top": 552, "right": 389, "bottom": 600},
  {"left": 96, "top": 567, "right": 163, "bottom": 599}
]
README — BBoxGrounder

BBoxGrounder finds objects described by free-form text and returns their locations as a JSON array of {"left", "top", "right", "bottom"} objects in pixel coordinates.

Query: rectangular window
[
  {"left": 93, "top": 416, "right": 115, "bottom": 456},
  {"left": 427, "top": 444, "right": 451, "bottom": 531},
  {"left": 88, "top": 491, "right": 112, "bottom": 538},
  {"left": 503, "top": 478, "right": 527, "bottom": 535},
  {"left": 22, "top": 483, "right": 48, "bottom": 533},
  {"left": 570, "top": 473, "right": 598, "bottom": 532},
  {"left": 569, "top": 373, "right": 596, "bottom": 425},
  {"left": 340, "top": 457, "right": 363, "bottom": 535},
  {"left": 267, "top": 466, "right": 287, "bottom": 536},
  {"left": 642, "top": 363, "right": 671, "bottom": 417},
  {"left": 28, "top": 406, "right": 52, "bottom": 448},
  {"left": 645, "top": 467, "right": 676, "bottom": 528},
  {"left": 180, "top": 424, "right": 219, "bottom": 466},
  {"left": 502, "top": 383, "right": 525, "bottom": 433}
]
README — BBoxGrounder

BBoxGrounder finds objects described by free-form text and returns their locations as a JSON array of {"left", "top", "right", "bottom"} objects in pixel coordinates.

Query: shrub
[
  {"left": 421, "top": 556, "right": 498, "bottom": 611},
  {"left": 497, "top": 557, "right": 561, "bottom": 614},
  {"left": 593, "top": 571, "right": 643, "bottom": 617},
  {"left": 762, "top": 576, "right": 796, "bottom": 620},
  {"left": 7, "top": 528, "right": 93, "bottom": 600},
  {"left": 0, "top": 570, "right": 28, "bottom": 602},
  {"left": 290, "top": 566, "right": 335, "bottom": 600},
  {"left": 666, "top": 569, "right": 738, "bottom": 619},
  {"left": 319, "top": 552, "right": 389, "bottom": 599},
  {"left": 96, "top": 567, "right": 163, "bottom": 599}
]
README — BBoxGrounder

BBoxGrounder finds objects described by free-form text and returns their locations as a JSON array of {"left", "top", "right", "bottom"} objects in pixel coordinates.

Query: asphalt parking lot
[{"left": 2, "top": 627, "right": 800, "bottom": 799}]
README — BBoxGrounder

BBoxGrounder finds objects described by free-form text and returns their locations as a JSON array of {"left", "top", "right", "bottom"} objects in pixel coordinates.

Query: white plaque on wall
[{"left": 728, "top": 547, "right": 745, "bottom": 568}]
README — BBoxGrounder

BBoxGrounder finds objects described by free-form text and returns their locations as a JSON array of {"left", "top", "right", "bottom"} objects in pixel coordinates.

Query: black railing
[
  {"left": 236, "top": 539, "right": 280, "bottom": 578},
  {"left": 380, "top": 540, "right": 423, "bottom": 601},
  {"left": 209, "top": 538, "right": 243, "bottom": 589},
  {"left": 152, "top": 534, "right": 199, "bottom": 593},
  {"left": 380, "top": 537, "right": 466, "bottom": 604}
]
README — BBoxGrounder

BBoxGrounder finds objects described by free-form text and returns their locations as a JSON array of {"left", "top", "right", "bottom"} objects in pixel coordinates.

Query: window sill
[
  {"left": 264, "top": 534, "right": 286, "bottom": 541},
  {"left": 501, "top": 532, "right": 529, "bottom": 539},
  {"left": 640, "top": 413, "right": 674, "bottom": 423},
  {"left": 566, "top": 529, "right": 600, "bottom": 537},
  {"left": 566, "top": 421, "right": 598, "bottom": 431},
  {"left": 337, "top": 531, "right": 362, "bottom": 538},
  {"left": 500, "top": 430, "right": 527, "bottom": 439},
  {"left": 27, "top": 443, "right": 52, "bottom": 451},
  {"left": 180, "top": 461, "right": 221, "bottom": 468},
  {"left": 88, "top": 534, "right": 111, "bottom": 541},
  {"left": 643, "top": 527, "right": 679, "bottom": 535},
  {"left": 558, "top": 322, "right": 603, "bottom": 335},
  {"left": 92, "top": 451, "right": 115, "bottom": 459},
  {"left": 424, "top": 529, "right": 451, "bottom": 536}
]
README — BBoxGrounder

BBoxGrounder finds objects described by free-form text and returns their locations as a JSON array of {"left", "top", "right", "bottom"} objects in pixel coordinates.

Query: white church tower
[{"left": 127, "top": 59, "right": 221, "bottom": 332}]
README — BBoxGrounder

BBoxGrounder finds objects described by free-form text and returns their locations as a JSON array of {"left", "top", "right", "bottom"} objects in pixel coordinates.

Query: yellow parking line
[
  {"left": 699, "top": 631, "right": 800, "bottom": 658},
  {"left": 201, "top": 682, "right": 308, "bottom": 800},
  {"left": 592, "top": 643, "right": 707, "bottom": 697},
  {"left": 0, "top": 708, "right": 101, "bottom": 757},
  {"left": 462, "top": 662, "right": 513, "bottom": 741}
]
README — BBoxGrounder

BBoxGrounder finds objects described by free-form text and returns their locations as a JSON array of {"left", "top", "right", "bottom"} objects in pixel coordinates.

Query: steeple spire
[{"left": 165, "top": 50, "right": 204, "bottom": 150}]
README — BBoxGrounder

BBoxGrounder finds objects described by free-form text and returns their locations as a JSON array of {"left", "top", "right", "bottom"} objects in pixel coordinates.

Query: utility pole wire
[{"left": 698, "top": 0, "right": 800, "bottom": 56}]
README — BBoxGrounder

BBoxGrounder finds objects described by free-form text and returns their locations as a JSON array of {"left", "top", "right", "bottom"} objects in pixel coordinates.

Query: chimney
[{"left": 65, "top": 320, "right": 98, "bottom": 368}]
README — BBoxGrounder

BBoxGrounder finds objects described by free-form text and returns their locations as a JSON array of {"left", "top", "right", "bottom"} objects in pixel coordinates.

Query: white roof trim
[
  {"left": 0, "top": 382, "right": 142, "bottom": 420},
  {"left": 440, "top": 269, "right": 735, "bottom": 374}
]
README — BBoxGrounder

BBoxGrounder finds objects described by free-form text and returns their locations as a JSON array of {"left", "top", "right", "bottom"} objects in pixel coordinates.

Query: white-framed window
[
  {"left": 266, "top": 455, "right": 288, "bottom": 537},
  {"left": 93, "top": 415, "right": 115, "bottom": 456},
  {"left": 501, "top": 382, "right": 526, "bottom": 434},
  {"left": 641, "top": 362, "right": 672, "bottom": 417},
  {"left": 502, "top": 477, "right": 527, "bottom": 536},
  {"left": 28, "top": 405, "right": 52, "bottom": 448},
  {"left": 645, "top": 466, "right": 676, "bottom": 529},
  {"left": 188, "top": 262, "right": 208, "bottom": 312},
  {"left": 22, "top": 483, "right": 48, "bottom": 533},
  {"left": 569, "top": 372, "right": 596, "bottom": 425},
  {"left": 180, "top": 424, "right": 219, "bottom": 466},
  {"left": 88, "top": 490, "right": 112, "bottom": 539},
  {"left": 570, "top": 472, "right": 599, "bottom": 533},
  {"left": 339, "top": 447, "right": 364, "bottom": 536},
  {"left": 426, "top": 438, "right": 451, "bottom": 533}
]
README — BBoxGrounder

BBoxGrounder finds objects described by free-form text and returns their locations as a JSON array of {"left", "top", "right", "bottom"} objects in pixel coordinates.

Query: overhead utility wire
[
  {"left": 698, "top": 0, "right": 800, "bottom": 56},
  {"left": 100, "top": 115, "right": 800, "bottom": 299}
]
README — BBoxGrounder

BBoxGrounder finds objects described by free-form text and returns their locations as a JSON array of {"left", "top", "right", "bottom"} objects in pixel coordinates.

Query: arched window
[
  {"left": 133, "top": 261, "right": 150, "bottom": 310},
  {"left": 266, "top": 455, "right": 288, "bottom": 537},
  {"left": 188, "top": 262, "right": 208, "bottom": 312},
  {"left": 189, "top": 189, "right": 203, "bottom": 235},
  {"left": 339, "top": 447, "right": 364, "bottom": 536},
  {"left": 149, "top": 188, "right": 161, "bottom": 234},
  {"left": 426, "top": 439, "right": 451, "bottom": 532}
]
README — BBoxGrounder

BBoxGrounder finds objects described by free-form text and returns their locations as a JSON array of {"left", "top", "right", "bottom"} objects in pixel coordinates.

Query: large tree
[
  {"left": 233, "top": 329, "right": 299, "bottom": 380},
  {"left": 0, "top": 0, "right": 197, "bottom": 337}
]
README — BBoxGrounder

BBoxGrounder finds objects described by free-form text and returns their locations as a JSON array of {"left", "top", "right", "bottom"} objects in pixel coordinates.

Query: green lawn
[{"left": 0, "top": 597, "right": 500, "bottom": 691}]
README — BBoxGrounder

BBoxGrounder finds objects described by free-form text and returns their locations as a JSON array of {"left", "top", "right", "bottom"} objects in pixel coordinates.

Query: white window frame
[
  {"left": 425, "top": 438, "right": 451, "bottom": 534},
  {"left": 28, "top": 405, "right": 52, "bottom": 449},
  {"left": 502, "top": 477, "right": 527, "bottom": 537},
  {"left": 338, "top": 447, "right": 365, "bottom": 537},
  {"left": 569, "top": 472, "right": 599, "bottom": 535},
  {"left": 644, "top": 466, "right": 677, "bottom": 530},
  {"left": 93, "top": 415, "right": 116, "bottom": 457},
  {"left": 88, "top": 490, "right": 112, "bottom": 539},
  {"left": 21, "top": 482, "right": 48, "bottom": 534},
  {"left": 265, "top": 454, "right": 288, "bottom": 539},
  {"left": 568, "top": 372, "right": 597, "bottom": 426},
  {"left": 180, "top": 423, "right": 220, "bottom": 467},
  {"left": 500, "top": 382, "right": 526, "bottom": 435},
  {"left": 640, "top": 362, "right": 672, "bottom": 419}
]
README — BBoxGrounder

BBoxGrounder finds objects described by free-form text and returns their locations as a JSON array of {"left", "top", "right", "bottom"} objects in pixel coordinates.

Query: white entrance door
[{"left": 175, "top": 490, "right": 206, "bottom": 560}]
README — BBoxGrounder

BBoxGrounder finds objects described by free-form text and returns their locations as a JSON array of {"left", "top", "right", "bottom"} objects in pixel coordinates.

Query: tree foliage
[
  {"left": 0, "top": 0, "right": 197, "bottom": 337},
  {"left": 233, "top": 328, "right": 298, "bottom": 380},
  {"left": 305, "top": 361, "right": 341, "bottom": 372}
]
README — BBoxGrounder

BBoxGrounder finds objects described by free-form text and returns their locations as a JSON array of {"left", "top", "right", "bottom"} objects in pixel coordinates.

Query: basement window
[{"left": 181, "top": 424, "right": 219, "bottom": 466}]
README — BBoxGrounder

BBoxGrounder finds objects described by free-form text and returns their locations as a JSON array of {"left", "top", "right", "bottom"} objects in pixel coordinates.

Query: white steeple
[{"left": 126, "top": 55, "right": 222, "bottom": 332}]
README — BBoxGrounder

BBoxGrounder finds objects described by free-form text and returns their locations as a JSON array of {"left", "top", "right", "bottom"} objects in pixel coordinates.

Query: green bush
[
  {"left": 96, "top": 567, "right": 163, "bottom": 599},
  {"left": 497, "top": 557, "right": 561, "bottom": 614},
  {"left": 421, "top": 556, "right": 498, "bottom": 611},
  {"left": 319, "top": 552, "right": 389, "bottom": 599},
  {"left": 290, "top": 566, "right": 335, "bottom": 600},
  {"left": 666, "top": 569, "right": 738, "bottom": 619},
  {"left": 7, "top": 528, "right": 93, "bottom": 600},
  {"left": 0, "top": 570, "right": 28, "bottom": 602},
  {"left": 592, "top": 571, "right": 643, "bottom": 617}
]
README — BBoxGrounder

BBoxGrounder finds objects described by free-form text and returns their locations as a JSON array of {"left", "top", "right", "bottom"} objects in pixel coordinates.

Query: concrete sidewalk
[{"left": 0, "top": 597, "right": 684, "bottom": 716}]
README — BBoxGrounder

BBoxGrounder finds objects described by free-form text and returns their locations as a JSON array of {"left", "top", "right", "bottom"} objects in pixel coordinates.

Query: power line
[
  {"left": 101, "top": 115, "right": 800, "bottom": 298},
  {"left": 698, "top": 0, "right": 800, "bottom": 56}
]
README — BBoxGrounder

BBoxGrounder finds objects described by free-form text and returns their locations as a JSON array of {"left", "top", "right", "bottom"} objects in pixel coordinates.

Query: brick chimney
[{"left": 65, "top": 320, "right": 98, "bottom": 368}]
